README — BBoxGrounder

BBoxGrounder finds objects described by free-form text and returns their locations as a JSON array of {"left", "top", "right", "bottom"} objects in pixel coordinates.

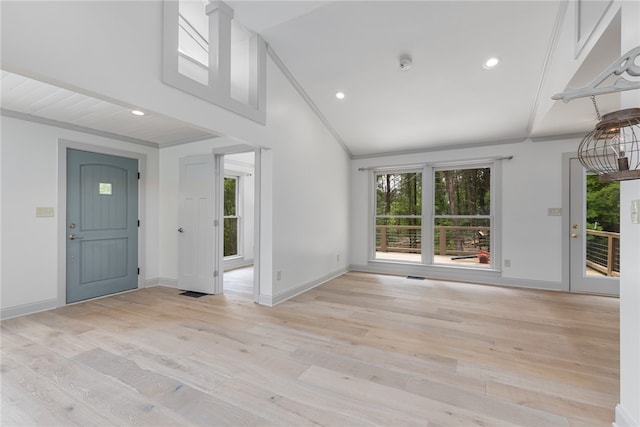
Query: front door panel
[{"left": 67, "top": 149, "right": 138, "bottom": 303}]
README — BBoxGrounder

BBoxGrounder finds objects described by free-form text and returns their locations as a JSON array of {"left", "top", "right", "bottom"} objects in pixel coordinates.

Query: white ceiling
[
  {"left": 0, "top": 1, "right": 622, "bottom": 155},
  {"left": 0, "top": 71, "right": 217, "bottom": 147},
  {"left": 256, "top": 1, "right": 565, "bottom": 156}
]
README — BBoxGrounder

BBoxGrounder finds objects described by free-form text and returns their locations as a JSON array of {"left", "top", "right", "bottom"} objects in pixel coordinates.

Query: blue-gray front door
[{"left": 66, "top": 149, "right": 139, "bottom": 303}]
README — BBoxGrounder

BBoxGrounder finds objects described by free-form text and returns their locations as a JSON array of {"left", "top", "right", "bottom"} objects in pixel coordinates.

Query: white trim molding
[
  {"left": 268, "top": 267, "right": 350, "bottom": 306},
  {"left": 0, "top": 298, "right": 57, "bottom": 320},
  {"left": 614, "top": 404, "right": 639, "bottom": 427},
  {"left": 144, "top": 277, "right": 180, "bottom": 289},
  {"left": 350, "top": 263, "right": 563, "bottom": 292}
]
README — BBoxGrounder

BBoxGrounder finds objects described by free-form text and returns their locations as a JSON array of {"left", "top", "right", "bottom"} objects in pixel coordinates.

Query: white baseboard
[
  {"left": 270, "top": 266, "right": 349, "bottom": 306},
  {"left": 258, "top": 294, "right": 274, "bottom": 307},
  {"left": 614, "top": 404, "right": 639, "bottom": 427},
  {"left": 1, "top": 298, "right": 58, "bottom": 320},
  {"left": 349, "top": 263, "right": 562, "bottom": 292},
  {"left": 144, "top": 277, "right": 179, "bottom": 289}
]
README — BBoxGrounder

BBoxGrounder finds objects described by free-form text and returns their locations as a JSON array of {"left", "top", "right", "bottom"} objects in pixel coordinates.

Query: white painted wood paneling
[{"left": 0, "top": 71, "right": 215, "bottom": 146}]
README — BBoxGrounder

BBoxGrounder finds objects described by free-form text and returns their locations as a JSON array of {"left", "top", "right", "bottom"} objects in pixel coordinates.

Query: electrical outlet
[
  {"left": 504, "top": 259, "right": 511, "bottom": 268},
  {"left": 337, "top": 254, "right": 340, "bottom": 263},
  {"left": 276, "top": 271, "right": 282, "bottom": 280}
]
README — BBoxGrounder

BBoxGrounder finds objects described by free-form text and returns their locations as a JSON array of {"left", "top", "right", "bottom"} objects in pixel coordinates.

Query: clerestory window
[{"left": 163, "top": 0, "right": 266, "bottom": 123}]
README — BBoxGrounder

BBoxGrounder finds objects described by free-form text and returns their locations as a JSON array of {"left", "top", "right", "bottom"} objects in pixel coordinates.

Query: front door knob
[{"left": 571, "top": 233, "right": 580, "bottom": 238}]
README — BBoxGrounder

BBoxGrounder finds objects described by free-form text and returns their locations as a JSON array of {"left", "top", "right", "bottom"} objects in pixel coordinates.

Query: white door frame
[
  {"left": 562, "top": 152, "right": 620, "bottom": 296},
  {"left": 57, "top": 139, "right": 147, "bottom": 307},
  {"left": 212, "top": 145, "right": 270, "bottom": 304},
  {"left": 213, "top": 153, "right": 224, "bottom": 294}
]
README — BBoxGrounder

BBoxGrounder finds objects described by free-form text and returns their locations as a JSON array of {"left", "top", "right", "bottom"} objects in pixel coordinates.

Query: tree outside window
[
  {"left": 375, "top": 172, "right": 422, "bottom": 262},
  {"left": 224, "top": 176, "right": 239, "bottom": 257}
]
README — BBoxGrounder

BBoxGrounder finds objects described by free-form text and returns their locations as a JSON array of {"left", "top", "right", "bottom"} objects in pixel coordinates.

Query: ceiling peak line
[
  {"left": 526, "top": 0, "right": 568, "bottom": 135},
  {"left": 265, "top": 44, "right": 353, "bottom": 159}
]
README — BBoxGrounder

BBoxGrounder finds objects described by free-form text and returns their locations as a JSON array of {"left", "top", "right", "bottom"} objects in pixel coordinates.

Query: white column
[
  {"left": 616, "top": 1, "right": 640, "bottom": 426},
  {"left": 206, "top": 1, "right": 233, "bottom": 96}
]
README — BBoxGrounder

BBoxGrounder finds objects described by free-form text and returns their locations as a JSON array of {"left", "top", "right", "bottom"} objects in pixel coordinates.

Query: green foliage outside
[
  {"left": 586, "top": 174, "right": 620, "bottom": 232},
  {"left": 376, "top": 172, "right": 421, "bottom": 218},
  {"left": 376, "top": 173, "right": 421, "bottom": 251},
  {"left": 434, "top": 168, "right": 490, "bottom": 218},
  {"left": 434, "top": 168, "right": 491, "bottom": 253},
  {"left": 375, "top": 169, "right": 492, "bottom": 254},
  {"left": 224, "top": 177, "right": 238, "bottom": 257}
]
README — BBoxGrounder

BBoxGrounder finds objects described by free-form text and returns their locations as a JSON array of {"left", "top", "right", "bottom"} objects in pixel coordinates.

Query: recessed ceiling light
[
  {"left": 131, "top": 109, "right": 145, "bottom": 116},
  {"left": 483, "top": 57, "right": 500, "bottom": 69},
  {"left": 335, "top": 92, "right": 345, "bottom": 100}
]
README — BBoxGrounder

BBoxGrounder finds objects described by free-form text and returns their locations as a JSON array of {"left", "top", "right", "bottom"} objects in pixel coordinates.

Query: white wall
[
  {"left": 0, "top": 116, "right": 160, "bottom": 317},
  {"left": 350, "top": 138, "right": 579, "bottom": 289},
  {"left": 156, "top": 57, "right": 351, "bottom": 302},
  {"left": 265, "top": 60, "right": 351, "bottom": 300},
  {"left": 1, "top": 1, "right": 263, "bottom": 147},
  {"left": 532, "top": 0, "right": 622, "bottom": 134},
  {"left": 1, "top": 1, "right": 351, "bottom": 307},
  {"left": 619, "top": 177, "right": 640, "bottom": 427},
  {"left": 616, "top": 1, "right": 640, "bottom": 425}
]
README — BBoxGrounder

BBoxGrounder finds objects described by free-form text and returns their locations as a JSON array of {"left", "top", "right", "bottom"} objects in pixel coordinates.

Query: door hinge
[
  {"left": 214, "top": 270, "right": 219, "bottom": 277},
  {"left": 137, "top": 172, "right": 140, "bottom": 180},
  {"left": 214, "top": 220, "right": 219, "bottom": 227},
  {"left": 138, "top": 219, "right": 140, "bottom": 227},
  {"left": 137, "top": 267, "right": 140, "bottom": 275}
]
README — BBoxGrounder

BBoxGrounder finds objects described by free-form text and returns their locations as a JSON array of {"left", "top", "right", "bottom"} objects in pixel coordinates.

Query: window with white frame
[
  {"left": 223, "top": 175, "right": 240, "bottom": 258},
  {"left": 162, "top": 0, "right": 267, "bottom": 123},
  {"left": 371, "top": 162, "right": 498, "bottom": 270},
  {"left": 432, "top": 165, "right": 493, "bottom": 268},
  {"left": 374, "top": 171, "right": 422, "bottom": 263}
]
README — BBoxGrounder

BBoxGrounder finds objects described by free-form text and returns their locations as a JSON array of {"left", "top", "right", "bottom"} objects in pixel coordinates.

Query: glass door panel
[{"left": 569, "top": 158, "right": 620, "bottom": 295}]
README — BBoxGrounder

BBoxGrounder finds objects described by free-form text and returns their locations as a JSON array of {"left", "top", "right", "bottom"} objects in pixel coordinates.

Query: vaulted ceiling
[{"left": 0, "top": 1, "right": 622, "bottom": 156}]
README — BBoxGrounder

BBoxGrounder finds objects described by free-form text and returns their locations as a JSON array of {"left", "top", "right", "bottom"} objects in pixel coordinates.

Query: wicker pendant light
[{"left": 577, "top": 104, "right": 640, "bottom": 182}]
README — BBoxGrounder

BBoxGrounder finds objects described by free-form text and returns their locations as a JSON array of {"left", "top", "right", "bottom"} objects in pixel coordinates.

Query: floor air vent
[
  {"left": 180, "top": 291, "right": 208, "bottom": 298},
  {"left": 406, "top": 276, "right": 425, "bottom": 280}
]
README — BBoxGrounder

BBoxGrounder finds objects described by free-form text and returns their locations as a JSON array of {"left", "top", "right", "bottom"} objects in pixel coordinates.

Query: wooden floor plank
[{"left": 1, "top": 271, "right": 619, "bottom": 426}]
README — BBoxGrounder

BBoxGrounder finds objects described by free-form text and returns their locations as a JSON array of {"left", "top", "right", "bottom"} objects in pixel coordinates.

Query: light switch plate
[
  {"left": 631, "top": 199, "right": 640, "bottom": 224},
  {"left": 548, "top": 208, "right": 562, "bottom": 216},
  {"left": 36, "top": 207, "right": 54, "bottom": 217}
]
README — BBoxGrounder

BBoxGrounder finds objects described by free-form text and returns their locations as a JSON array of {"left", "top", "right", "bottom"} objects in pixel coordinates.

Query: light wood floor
[{"left": 1, "top": 272, "right": 619, "bottom": 426}]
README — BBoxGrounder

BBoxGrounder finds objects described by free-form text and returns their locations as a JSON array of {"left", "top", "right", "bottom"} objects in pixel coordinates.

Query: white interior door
[
  {"left": 569, "top": 158, "right": 620, "bottom": 296},
  {"left": 178, "top": 155, "right": 219, "bottom": 294}
]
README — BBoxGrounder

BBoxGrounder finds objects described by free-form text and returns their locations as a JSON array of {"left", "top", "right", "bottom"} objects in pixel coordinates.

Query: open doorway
[
  {"left": 222, "top": 151, "right": 255, "bottom": 299},
  {"left": 178, "top": 146, "right": 268, "bottom": 304}
]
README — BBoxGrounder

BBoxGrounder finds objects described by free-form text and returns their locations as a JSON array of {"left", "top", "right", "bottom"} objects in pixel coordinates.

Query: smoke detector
[{"left": 399, "top": 55, "right": 412, "bottom": 71}]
